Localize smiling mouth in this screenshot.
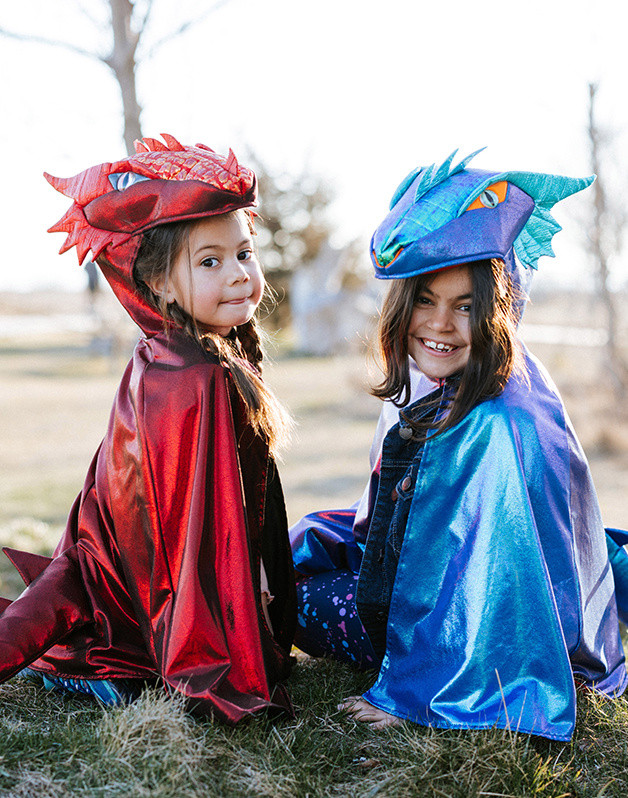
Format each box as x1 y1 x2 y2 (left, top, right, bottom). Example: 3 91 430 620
222 297 250 305
420 338 459 354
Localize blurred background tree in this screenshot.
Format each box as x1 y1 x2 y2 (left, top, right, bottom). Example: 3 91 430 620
0 0 345 336
585 82 628 404
243 152 336 330
1 0 232 154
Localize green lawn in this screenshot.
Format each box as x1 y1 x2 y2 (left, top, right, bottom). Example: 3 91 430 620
0 659 627 797
1 312 627 796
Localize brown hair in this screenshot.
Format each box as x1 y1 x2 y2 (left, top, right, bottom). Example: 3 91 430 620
131 210 291 455
372 258 523 441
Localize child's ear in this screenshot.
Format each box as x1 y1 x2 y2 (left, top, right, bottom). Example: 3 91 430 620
146 275 174 303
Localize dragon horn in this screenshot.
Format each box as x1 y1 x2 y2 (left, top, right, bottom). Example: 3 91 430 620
44 172 73 196
160 133 185 151
140 137 169 152
431 150 459 186
225 148 240 176
44 171 100 204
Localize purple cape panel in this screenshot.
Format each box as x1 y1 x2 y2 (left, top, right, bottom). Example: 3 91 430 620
291 350 627 741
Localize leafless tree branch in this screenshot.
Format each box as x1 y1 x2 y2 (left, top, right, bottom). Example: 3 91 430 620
135 0 157 33
1 0 238 155
586 82 628 400
0 25 103 63
143 0 233 58
74 0 109 31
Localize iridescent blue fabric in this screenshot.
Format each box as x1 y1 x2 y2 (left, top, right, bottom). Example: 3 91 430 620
606 528 628 624
371 150 594 279
290 352 628 740
361 351 626 740
291 150 627 741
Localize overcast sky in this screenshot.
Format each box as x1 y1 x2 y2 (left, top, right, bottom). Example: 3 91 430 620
1 0 627 292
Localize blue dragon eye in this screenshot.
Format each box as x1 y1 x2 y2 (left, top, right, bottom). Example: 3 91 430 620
479 189 499 209
108 172 150 191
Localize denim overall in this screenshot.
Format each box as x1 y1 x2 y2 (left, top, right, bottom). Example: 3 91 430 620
356 386 446 661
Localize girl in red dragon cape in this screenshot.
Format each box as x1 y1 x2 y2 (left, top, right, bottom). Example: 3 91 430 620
0 134 296 724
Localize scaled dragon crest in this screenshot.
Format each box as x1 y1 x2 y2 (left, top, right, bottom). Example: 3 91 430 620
45 134 257 266
371 149 594 280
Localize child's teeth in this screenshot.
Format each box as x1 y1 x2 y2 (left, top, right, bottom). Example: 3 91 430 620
425 340 454 352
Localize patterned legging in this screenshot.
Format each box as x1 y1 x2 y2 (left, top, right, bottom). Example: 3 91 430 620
295 570 377 668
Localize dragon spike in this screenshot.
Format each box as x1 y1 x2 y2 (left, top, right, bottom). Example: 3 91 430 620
44 171 76 198
502 171 595 270
431 150 459 186
195 143 216 152
44 171 63 192
453 147 486 173
413 162 437 202
44 166 115 206
140 137 169 152
75 236 92 264
47 203 84 236
134 139 150 153
160 133 185 151
389 167 422 210
46 200 128 265
54 210 129 265
414 148 485 203
225 148 239 176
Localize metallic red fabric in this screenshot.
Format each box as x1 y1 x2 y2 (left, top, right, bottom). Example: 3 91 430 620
0 135 297 723
44 134 258 336
1 330 296 722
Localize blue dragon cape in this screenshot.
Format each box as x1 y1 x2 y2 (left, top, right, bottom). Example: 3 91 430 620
291 151 628 740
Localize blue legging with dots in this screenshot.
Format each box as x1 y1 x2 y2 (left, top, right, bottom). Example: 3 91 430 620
295 570 377 668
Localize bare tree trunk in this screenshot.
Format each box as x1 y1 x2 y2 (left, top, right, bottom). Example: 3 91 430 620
1 0 230 156
104 0 143 154
587 83 628 402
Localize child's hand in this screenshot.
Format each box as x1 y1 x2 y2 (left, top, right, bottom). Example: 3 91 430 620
337 696 402 729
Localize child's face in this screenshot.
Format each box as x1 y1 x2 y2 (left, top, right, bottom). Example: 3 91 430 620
166 211 264 335
407 264 472 381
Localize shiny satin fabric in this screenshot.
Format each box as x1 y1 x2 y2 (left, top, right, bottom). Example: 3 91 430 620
607 528 628 624
290 350 627 741
45 135 259 338
1 330 296 724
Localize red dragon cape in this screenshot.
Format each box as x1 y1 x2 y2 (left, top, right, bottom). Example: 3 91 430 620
0 135 296 723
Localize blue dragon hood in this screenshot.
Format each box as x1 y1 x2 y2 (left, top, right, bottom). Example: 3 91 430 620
371 149 594 297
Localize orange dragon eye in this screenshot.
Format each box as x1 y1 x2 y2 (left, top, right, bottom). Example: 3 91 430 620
465 181 508 211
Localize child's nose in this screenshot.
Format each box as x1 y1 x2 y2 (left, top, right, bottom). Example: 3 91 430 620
228 259 250 283
429 306 454 331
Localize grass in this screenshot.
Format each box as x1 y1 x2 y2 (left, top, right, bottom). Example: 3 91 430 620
1 296 628 796
0 659 627 797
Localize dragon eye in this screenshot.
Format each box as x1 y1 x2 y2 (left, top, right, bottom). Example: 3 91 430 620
479 189 499 208
108 172 150 191
465 181 508 212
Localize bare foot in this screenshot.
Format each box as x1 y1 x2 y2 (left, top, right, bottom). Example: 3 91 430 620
338 695 402 729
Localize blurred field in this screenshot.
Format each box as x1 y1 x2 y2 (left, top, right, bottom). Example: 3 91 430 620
0 288 627 598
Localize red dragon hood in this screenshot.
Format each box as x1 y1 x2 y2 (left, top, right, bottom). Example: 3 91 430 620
45 134 257 335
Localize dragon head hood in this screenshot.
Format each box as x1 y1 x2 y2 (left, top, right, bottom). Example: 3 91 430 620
46 134 258 335
371 149 594 312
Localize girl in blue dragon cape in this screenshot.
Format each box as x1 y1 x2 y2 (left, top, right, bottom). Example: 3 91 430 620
290 150 628 741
